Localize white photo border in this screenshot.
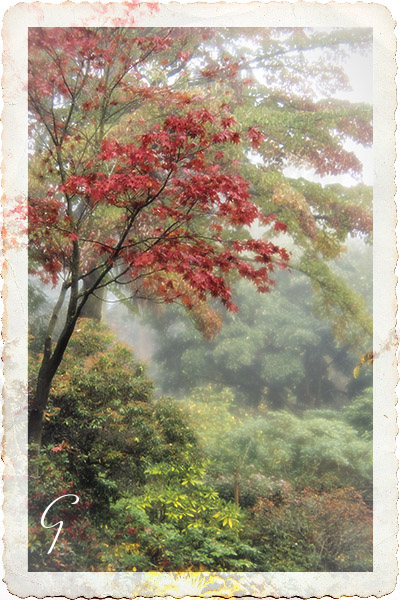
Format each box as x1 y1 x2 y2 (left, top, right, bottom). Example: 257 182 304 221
2 1 397 597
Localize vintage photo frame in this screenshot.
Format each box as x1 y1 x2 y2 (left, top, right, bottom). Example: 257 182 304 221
2 1 398 597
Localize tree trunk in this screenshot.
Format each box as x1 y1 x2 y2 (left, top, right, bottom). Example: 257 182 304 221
29 221 131 458
28 362 55 452
29 313 80 454
268 384 288 410
79 273 105 321
234 473 240 507
29 272 109 457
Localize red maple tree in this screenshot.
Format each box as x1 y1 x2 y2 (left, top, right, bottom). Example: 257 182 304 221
28 28 289 450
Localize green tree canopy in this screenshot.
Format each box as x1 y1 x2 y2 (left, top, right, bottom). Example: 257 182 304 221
143 245 372 410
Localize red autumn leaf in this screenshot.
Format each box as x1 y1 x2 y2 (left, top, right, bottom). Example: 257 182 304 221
273 221 288 233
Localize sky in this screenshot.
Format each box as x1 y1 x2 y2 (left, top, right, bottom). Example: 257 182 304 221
335 47 373 187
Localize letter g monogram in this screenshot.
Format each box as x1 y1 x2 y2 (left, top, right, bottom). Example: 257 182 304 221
41 494 80 554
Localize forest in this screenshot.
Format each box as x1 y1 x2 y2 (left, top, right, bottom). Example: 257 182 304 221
28 27 373 572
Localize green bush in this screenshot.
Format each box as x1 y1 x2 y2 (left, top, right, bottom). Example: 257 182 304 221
248 486 372 571
29 321 373 572
101 460 260 571
28 452 102 571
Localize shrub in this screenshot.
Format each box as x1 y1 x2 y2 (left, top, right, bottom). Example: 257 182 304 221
249 485 372 571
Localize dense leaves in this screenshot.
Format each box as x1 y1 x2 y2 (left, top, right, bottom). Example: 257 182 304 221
249 486 372 571
29 324 372 572
177 386 372 506
30 322 198 510
28 324 257 571
142 247 372 410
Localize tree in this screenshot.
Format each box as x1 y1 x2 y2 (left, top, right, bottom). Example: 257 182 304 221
145 262 372 410
177 387 372 509
28 27 372 452
28 27 289 450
